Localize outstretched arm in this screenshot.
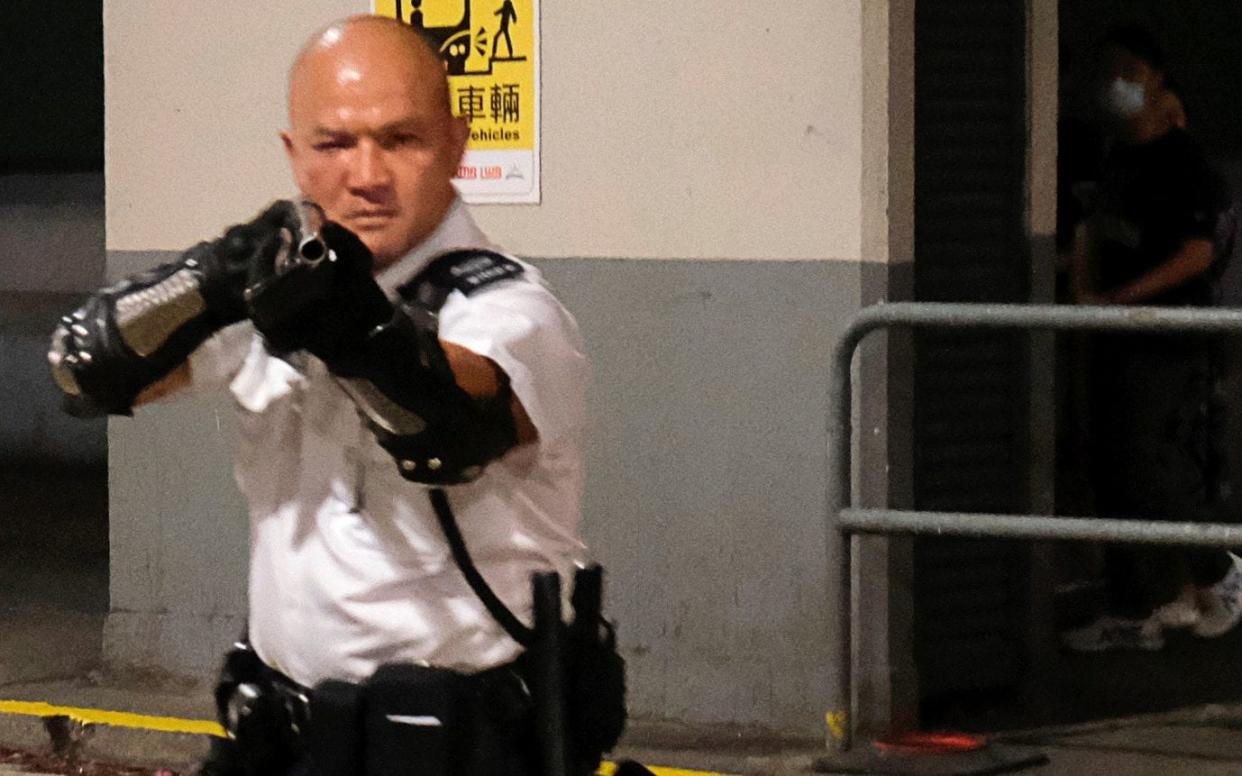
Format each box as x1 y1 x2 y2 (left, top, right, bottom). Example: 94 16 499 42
49 202 297 417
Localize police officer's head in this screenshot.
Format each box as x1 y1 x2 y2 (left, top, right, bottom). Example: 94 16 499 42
283 16 470 271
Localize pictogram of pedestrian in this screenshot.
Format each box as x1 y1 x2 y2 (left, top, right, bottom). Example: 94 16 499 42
394 0 426 27
492 0 518 60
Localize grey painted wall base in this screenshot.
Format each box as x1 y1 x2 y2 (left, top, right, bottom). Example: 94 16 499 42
104 611 244 680
107 393 248 676
104 251 893 735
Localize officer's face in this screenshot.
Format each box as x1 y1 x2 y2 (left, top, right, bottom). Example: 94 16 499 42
283 24 469 271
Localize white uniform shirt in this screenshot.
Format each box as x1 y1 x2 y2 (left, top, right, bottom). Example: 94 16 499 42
189 199 590 686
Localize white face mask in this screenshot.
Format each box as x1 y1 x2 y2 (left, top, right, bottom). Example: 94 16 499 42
1104 77 1146 118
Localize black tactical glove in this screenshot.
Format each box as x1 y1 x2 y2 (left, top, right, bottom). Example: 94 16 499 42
49 202 300 417
194 201 302 327
245 217 393 365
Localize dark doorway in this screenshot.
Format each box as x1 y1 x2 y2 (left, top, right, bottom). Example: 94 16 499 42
910 0 1033 725
913 0 1242 732
1044 0 1242 725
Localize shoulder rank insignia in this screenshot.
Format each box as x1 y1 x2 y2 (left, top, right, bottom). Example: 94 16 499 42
429 250 525 298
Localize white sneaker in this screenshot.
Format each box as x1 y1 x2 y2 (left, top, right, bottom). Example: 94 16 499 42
1154 586 1201 629
1194 552 1242 638
1061 615 1165 653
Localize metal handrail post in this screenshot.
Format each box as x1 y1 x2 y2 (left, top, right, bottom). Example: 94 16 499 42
825 302 1242 755
825 313 867 753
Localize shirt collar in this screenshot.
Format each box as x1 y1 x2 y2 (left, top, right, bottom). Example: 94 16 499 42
374 197 492 299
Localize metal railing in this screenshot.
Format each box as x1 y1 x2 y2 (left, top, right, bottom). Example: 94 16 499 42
826 302 1242 754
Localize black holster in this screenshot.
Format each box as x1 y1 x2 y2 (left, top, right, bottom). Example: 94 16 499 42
209 641 306 776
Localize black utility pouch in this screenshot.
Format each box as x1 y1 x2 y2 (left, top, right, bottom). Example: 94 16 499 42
363 663 468 776
213 641 264 725
309 679 365 776
210 641 300 776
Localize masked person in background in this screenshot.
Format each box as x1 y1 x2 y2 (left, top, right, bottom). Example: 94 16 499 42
48 15 625 775
1063 23 1240 653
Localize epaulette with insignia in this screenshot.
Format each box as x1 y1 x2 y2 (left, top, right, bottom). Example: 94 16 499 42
398 249 526 311
426 250 525 297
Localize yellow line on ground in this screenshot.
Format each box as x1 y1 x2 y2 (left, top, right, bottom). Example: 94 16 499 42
598 765 734 776
0 700 225 737
0 700 736 776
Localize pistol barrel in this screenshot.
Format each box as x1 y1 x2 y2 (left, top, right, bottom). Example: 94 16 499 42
294 201 331 264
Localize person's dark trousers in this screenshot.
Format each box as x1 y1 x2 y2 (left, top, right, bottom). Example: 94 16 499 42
1089 334 1234 618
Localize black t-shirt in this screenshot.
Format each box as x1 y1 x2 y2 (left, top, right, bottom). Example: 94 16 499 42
1091 129 1226 306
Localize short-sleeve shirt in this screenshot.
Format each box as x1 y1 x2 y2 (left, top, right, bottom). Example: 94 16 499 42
189 199 590 686
1091 128 1227 307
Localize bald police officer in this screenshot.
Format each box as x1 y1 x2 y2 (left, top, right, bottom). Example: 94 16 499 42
50 15 620 775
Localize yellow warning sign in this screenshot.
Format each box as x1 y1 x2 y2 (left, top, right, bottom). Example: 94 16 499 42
374 0 540 204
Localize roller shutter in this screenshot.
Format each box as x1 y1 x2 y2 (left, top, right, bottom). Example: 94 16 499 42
912 0 1032 702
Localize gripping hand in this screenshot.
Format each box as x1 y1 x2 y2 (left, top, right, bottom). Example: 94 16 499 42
48 202 299 416
245 212 393 364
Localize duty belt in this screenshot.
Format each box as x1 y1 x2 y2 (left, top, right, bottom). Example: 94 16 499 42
224 652 533 748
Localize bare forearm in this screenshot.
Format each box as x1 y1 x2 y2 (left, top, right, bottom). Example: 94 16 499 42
133 362 192 406
442 342 538 445
1102 238 1215 305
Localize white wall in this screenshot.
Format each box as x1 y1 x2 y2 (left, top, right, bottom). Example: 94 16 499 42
104 0 904 735
106 1 866 262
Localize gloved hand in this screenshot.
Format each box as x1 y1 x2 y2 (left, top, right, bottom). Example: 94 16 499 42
245 216 393 365
193 201 303 327
48 201 302 417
